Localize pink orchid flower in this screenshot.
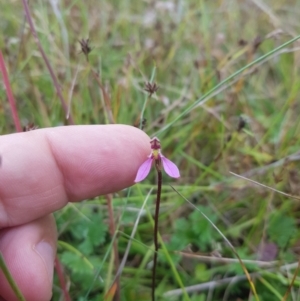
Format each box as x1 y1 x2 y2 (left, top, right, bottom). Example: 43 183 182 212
134 137 180 182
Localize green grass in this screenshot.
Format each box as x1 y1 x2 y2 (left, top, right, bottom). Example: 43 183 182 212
2 0 300 300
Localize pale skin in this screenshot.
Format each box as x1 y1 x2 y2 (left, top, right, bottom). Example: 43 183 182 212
0 125 150 301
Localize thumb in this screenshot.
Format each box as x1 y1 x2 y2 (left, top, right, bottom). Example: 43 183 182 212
0 214 57 301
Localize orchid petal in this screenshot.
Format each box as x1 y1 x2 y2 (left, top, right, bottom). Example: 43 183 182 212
161 156 180 178
134 158 153 182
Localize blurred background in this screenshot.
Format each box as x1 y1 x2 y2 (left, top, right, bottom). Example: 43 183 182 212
1 0 300 300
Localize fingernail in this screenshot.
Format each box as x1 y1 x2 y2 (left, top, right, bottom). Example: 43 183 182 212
35 241 55 283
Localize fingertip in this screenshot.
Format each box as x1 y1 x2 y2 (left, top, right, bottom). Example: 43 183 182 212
45 124 151 200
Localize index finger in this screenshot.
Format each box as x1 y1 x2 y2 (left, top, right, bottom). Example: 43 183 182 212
0 125 150 228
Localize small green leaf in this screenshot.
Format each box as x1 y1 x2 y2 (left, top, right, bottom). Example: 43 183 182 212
60 251 90 274
268 213 296 248
195 264 210 282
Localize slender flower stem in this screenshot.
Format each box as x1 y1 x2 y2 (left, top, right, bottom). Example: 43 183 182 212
0 51 22 132
152 166 162 301
134 137 180 300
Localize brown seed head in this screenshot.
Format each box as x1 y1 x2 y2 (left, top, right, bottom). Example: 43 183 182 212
79 38 92 61
144 82 158 97
23 122 38 132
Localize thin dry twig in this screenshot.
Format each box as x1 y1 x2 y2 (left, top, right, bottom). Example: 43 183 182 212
66 64 80 119
176 252 278 268
282 259 300 301
241 151 300 178
230 171 300 201
164 261 300 297
90 71 115 124
164 273 254 297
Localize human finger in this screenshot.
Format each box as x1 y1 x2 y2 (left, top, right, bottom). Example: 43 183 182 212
0 125 150 228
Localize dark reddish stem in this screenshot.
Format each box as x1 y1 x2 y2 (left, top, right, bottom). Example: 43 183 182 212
0 51 22 132
152 167 162 301
55 256 71 301
22 0 74 124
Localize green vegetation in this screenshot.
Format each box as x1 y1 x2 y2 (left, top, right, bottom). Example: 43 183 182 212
2 0 300 300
